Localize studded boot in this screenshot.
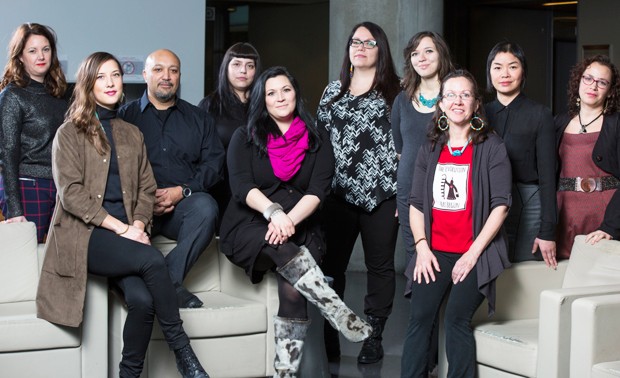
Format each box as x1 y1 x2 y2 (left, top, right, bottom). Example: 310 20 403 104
273 316 311 378
357 315 387 364
174 344 210 378
277 246 372 343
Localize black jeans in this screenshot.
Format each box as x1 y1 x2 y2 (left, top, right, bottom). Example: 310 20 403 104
321 195 398 317
152 192 218 285
400 251 484 378
87 228 189 378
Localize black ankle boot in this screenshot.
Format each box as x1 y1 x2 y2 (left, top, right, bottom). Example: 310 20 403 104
357 315 386 364
175 283 204 309
174 344 209 378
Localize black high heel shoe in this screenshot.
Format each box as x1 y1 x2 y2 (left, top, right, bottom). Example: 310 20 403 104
174 344 209 378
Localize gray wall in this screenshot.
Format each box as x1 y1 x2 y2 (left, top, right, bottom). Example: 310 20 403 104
329 0 443 80
0 0 206 104
578 0 619 65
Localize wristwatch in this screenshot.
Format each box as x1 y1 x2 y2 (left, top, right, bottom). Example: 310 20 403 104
182 184 192 198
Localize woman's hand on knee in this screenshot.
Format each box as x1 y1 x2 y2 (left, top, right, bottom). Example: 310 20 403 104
122 225 151 245
585 229 612 245
265 223 288 245
269 212 295 238
451 253 477 284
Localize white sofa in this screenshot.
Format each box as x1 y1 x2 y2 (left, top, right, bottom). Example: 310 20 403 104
109 236 279 378
438 235 620 378
570 293 620 378
0 222 108 378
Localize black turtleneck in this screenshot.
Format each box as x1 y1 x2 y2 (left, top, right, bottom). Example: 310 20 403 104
98 106 128 223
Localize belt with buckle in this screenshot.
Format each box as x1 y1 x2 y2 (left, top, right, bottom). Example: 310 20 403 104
558 176 620 193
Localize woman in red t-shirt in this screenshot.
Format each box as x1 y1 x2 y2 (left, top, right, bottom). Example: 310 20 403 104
401 70 512 377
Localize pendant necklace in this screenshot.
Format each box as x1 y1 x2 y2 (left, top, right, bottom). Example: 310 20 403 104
578 111 603 134
419 92 439 108
447 136 472 157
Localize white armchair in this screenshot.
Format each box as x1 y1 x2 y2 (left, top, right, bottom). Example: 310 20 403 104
0 222 108 378
570 293 620 378
438 236 620 378
109 236 279 378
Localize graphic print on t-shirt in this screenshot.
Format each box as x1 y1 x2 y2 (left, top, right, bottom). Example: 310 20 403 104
432 163 470 211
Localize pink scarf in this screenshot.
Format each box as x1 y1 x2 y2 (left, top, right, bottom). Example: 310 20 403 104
267 116 309 181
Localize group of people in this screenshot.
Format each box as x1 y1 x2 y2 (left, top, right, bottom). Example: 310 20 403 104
0 19 618 378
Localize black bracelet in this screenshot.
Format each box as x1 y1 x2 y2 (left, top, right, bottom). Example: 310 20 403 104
414 237 427 246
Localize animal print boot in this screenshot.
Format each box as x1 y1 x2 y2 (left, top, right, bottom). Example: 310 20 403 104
277 246 372 343
273 316 310 378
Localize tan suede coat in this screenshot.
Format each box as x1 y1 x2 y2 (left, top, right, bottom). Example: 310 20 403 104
36 118 156 327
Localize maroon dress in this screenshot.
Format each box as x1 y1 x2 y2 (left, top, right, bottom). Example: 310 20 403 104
557 131 617 259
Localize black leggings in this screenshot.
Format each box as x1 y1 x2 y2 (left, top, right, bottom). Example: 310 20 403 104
87 228 189 378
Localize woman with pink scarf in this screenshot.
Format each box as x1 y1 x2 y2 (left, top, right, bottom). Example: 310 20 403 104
219 66 371 377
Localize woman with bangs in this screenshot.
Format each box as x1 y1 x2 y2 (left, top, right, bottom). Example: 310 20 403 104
198 43 261 225
401 70 511 377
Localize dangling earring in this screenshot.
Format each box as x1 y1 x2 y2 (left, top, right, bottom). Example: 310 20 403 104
437 113 449 131
604 98 609 113
349 64 354 78
120 92 126 105
470 114 485 131
576 97 581 108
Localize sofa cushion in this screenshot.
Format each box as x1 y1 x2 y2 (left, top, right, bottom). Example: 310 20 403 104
0 301 81 352
0 222 39 303
150 291 267 339
563 236 620 288
474 319 539 378
593 361 620 378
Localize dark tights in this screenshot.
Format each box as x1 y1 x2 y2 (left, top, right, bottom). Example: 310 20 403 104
262 241 321 320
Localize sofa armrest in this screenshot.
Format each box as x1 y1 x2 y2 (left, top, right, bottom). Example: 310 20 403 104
570 293 620 378
536 284 620 378
472 260 568 322
81 274 108 378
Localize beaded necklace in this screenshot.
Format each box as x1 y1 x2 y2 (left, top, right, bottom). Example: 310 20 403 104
447 136 472 157
419 93 439 108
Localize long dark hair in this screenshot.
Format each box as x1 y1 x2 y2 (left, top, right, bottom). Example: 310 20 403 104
402 31 453 103
0 23 66 97
486 40 528 93
428 69 490 148
66 52 124 155
246 66 319 155
206 42 261 117
332 21 400 107
567 54 620 117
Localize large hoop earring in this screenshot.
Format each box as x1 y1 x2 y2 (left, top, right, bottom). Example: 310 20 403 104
349 64 354 78
437 113 449 131
470 115 485 131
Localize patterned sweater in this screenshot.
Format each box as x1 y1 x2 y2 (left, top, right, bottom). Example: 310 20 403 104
317 80 397 212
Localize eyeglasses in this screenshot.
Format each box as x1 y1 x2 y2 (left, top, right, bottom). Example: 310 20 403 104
582 75 610 89
442 92 474 102
349 39 377 49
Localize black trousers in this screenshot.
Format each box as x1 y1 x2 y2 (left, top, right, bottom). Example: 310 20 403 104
87 228 189 378
152 192 218 285
321 195 398 318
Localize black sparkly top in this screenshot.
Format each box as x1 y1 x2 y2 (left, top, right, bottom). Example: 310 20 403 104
0 79 67 217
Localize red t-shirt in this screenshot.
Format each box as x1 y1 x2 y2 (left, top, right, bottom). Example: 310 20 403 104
431 142 474 253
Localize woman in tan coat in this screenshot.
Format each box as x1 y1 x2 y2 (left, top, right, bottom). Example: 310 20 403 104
35 52 209 378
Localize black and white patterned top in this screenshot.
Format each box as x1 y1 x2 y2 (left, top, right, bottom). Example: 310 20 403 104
317 80 397 212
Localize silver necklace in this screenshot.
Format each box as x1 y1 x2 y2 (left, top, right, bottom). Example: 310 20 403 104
447 136 472 157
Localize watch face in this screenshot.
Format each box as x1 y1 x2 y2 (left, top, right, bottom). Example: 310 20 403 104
183 187 191 197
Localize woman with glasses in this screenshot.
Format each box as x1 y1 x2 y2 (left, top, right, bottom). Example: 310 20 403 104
0 23 67 241
317 21 400 364
401 69 511 377
484 41 557 267
555 55 620 258
198 43 261 226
